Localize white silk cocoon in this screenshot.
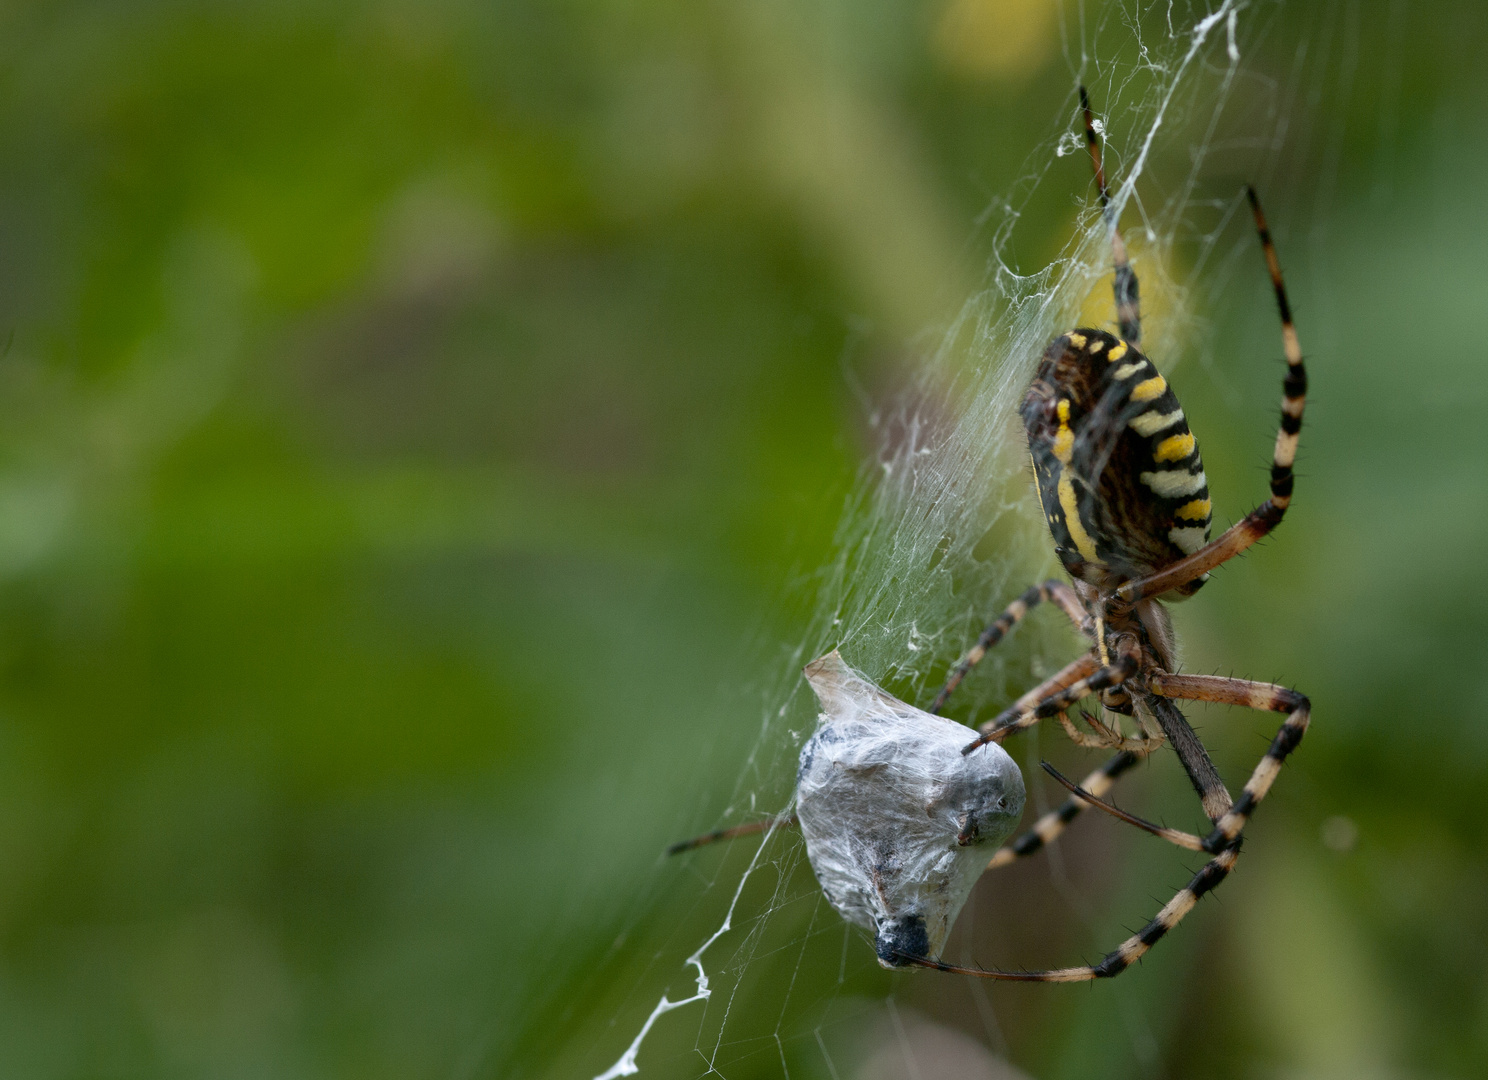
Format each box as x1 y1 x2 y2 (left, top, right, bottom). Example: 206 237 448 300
797 651 1025 966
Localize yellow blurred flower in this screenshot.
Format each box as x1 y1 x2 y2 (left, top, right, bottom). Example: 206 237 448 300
934 0 1059 83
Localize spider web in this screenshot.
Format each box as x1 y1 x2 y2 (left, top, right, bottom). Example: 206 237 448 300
580 3 1318 1077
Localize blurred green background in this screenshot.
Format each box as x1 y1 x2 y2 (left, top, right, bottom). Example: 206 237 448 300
0 0 1484 1077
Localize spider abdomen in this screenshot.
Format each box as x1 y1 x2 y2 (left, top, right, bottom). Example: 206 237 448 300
1022 329 1212 594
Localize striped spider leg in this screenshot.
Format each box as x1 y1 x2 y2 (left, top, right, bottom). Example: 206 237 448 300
982 749 1140 871
1113 186 1306 606
666 817 795 855
928 580 1091 714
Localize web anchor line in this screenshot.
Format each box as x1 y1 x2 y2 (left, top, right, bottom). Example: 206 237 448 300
593 812 793 1080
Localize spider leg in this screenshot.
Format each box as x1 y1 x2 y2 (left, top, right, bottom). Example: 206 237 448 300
985 750 1138 870
962 648 1135 754
894 841 1242 981
665 816 797 855
1117 186 1306 603
1146 694 1234 822
1039 761 1204 851
930 580 1090 714
1147 673 1311 853
1080 85 1140 344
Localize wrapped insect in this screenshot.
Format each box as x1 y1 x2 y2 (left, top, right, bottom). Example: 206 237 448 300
796 652 1025 965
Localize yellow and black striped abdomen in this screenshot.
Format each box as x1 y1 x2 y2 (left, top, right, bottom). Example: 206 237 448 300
1021 329 1212 594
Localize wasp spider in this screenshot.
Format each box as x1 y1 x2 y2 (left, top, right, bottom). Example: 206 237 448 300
898 88 1311 981
669 89 1311 984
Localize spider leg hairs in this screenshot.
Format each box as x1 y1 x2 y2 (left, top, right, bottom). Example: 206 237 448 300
592 2 1319 1075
